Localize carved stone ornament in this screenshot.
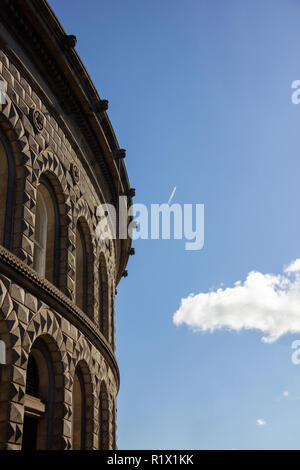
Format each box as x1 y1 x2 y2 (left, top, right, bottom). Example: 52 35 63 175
70 163 80 184
30 107 45 133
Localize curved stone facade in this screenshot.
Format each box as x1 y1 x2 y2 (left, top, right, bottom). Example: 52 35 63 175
0 0 132 450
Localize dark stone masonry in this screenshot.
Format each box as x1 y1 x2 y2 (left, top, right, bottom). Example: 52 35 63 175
0 0 132 450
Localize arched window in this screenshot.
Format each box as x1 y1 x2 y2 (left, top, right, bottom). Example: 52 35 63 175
22 339 54 450
33 189 47 277
75 217 94 317
99 254 109 340
33 175 60 284
71 361 93 450
99 381 109 450
0 129 15 249
75 222 87 312
72 365 86 450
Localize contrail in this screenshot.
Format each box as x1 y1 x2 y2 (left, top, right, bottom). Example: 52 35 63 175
167 186 177 205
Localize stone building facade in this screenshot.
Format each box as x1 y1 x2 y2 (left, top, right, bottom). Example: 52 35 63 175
0 0 133 450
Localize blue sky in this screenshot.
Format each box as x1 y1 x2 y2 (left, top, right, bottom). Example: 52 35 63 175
50 0 300 449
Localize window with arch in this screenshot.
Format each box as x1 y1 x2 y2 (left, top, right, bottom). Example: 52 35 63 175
33 175 60 284
33 188 47 277
0 129 15 249
72 361 93 450
22 338 55 450
75 217 94 317
75 221 88 312
99 254 109 340
72 365 86 450
99 381 109 450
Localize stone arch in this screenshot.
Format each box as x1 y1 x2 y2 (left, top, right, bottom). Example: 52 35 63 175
35 150 68 195
74 197 93 229
71 198 95 310
22 310 65 366
98 252 109 342
99 380 110 450
21 309 69 450
95 237 116 283
34 169 68 292
23 334 67 450
33 150 74 299
74 214 94 320
70 354 94 450
32 150 72 290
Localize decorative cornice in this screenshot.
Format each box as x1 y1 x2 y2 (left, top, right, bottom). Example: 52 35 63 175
0 245 120 391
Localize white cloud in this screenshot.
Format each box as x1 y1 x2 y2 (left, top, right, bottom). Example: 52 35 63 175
256 419 266 426
283 391 289 397
285 259 300 273
173 260 300 343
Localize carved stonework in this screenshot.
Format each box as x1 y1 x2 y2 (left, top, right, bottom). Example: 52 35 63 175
70 163 80 184
0 1 129 448
30 107 45 133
